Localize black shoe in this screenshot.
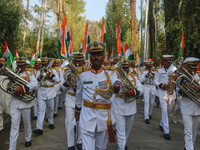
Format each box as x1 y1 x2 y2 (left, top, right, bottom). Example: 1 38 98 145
49 124 55 129
32 116 37 120
159 125 164 132
33 129 43 135
149 115 152 120
145 119 150 124
76 143 82 150
184 147 186 150
164 134 171 140
68 146 75 150
25 140 32 147
125 145 128 150
53 114 57 118
74 126 76 132
58 107 62 110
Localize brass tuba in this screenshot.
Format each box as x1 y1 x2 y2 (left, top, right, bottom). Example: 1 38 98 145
167 57 200 106
115 60 136 102
0 64 35 101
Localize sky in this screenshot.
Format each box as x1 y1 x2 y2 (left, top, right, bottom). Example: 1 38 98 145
25 0 142 22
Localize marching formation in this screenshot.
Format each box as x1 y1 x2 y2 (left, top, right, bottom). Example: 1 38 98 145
0 41 200 150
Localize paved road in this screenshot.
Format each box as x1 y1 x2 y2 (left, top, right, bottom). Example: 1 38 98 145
0 99 199 150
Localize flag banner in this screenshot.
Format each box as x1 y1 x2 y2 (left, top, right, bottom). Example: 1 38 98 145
178 31 184 58
79 39 83 53
108 50 113 62
116 18 121 54
57 15 71 59
82 21 90 60
123 43 134 60
3 41 14 69
14 49 19 58
30 52 36 66
99 17 108 43
68 25 74 56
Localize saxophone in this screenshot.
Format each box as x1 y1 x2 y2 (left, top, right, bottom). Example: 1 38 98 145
115 60 136 102
0 64 35 101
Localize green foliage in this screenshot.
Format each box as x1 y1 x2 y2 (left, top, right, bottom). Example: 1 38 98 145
0 0 24 53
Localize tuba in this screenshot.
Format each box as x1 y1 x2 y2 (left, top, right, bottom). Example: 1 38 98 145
0 64 35 101
167 57 200 106
115 60 136 102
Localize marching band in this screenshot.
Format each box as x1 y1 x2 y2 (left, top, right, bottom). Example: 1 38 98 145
0 41 200 150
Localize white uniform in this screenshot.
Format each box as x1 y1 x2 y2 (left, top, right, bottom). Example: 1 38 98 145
33 69 40 117
36 69 59 130
140 70 156 119
112 74 143 150
52 67 64 115
62 69 82 148
76 67 119 150
58 68 66 108
154 67 176 134
179 73 200 150
9 71 38 150
0 75 11 131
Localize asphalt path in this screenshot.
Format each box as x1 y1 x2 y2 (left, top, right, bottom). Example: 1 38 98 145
0 99 199 150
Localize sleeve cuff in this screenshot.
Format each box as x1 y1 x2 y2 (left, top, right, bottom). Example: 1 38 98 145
20 85 30 94
63 82 69 87
132 88 140 96
75 106 81 113
159 83 166 89
49 72 55 79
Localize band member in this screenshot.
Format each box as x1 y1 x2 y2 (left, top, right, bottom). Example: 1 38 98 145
154 55 176 140
0 57 11 133
140 59 156 124
112 60 143 150
178 57 200 150
52 59 64 117
33 58 59 135
32 60 41 120
9 57 38 150
62 52 84 150
75 41 121 150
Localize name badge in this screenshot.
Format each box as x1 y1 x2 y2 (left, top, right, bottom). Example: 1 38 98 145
83 81 93 84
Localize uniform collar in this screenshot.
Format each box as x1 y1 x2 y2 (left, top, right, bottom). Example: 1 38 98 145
91 67 103 74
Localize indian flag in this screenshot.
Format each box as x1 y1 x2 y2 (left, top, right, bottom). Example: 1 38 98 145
99 17 108 43
14 49 19 58
123 43 134 60
116 18 122 55
82 21 90 60
12 49 19 71
3 41 14 69
68 25 74 56
57 15 70 59
178 31 184 58
30 52 36 66
79 39 83 53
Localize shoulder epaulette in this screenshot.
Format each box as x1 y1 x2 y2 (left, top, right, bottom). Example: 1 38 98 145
25 68 34 71
157 66 163 69
130 73 140 80
103 66 116 71
77 66 90 74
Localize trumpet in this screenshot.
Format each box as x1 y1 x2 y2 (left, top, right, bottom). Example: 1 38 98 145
167 57 200 105
39 60 54 84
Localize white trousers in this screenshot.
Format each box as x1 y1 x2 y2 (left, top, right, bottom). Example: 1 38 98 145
182 114 200 150
59 92 65 108
144 92 155 119
159 98 175 134
36 98 54 130
81 127 108 150
9 108 32 150
114 114 134 150
65 106 82 147
33 98 38 117
54 95 59 114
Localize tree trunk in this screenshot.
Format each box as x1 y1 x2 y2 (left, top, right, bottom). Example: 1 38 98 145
36 0 44 59
144 0 149 60
140 0 143 63
130 0 139 65
22 0 29 52
40 0 47 58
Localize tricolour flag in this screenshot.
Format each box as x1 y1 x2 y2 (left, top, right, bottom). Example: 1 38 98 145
3 41 14 69
82 21 90 60
79 39 83 53
12 49 19 71
108 50 113 62
116 18 122 55
178 31 184 58
14 49 19 58
68 25 74 56
30 52 36 66
99 17 108 43
57 15 70 59
123 43 134 60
